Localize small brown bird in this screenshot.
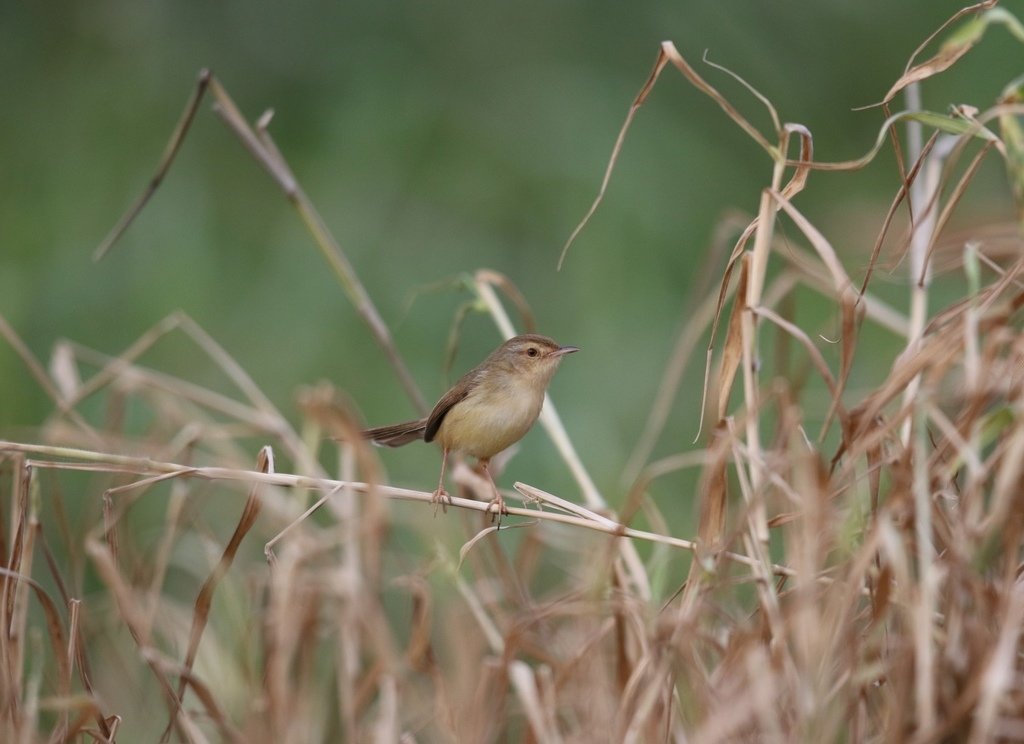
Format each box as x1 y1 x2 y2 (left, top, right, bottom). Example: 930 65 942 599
362 334 578 519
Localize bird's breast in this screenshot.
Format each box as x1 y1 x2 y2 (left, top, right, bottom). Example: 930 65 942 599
436 377 545 459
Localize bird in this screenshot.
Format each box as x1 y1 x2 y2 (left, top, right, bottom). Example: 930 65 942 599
362 334 578 520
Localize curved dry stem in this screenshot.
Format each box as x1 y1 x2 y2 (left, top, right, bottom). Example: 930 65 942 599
90 71 427 415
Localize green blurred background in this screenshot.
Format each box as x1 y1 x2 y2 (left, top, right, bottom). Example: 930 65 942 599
0 1 1017 507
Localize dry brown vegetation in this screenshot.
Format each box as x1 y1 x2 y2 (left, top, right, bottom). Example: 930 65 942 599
3 2 1024 741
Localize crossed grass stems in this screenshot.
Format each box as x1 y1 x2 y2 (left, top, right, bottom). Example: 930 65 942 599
3 1 1024 740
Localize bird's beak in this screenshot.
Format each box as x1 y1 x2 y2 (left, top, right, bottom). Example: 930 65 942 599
553 345 579 357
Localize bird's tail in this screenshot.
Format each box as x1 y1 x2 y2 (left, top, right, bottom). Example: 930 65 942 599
362 419 428 447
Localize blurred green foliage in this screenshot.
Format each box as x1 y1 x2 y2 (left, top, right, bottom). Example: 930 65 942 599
0 1 1018 512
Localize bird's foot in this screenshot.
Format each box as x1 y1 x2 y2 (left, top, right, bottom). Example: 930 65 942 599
431 487 451 516
486 492 509 526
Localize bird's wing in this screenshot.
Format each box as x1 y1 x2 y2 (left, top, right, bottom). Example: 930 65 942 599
423 382 472 442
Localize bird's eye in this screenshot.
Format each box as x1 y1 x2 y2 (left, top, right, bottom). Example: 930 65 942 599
526 346 539 357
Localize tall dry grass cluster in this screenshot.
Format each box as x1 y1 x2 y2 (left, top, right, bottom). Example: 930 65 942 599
3 2 1024 741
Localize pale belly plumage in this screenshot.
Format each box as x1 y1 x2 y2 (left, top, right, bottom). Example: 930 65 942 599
436 378 545 460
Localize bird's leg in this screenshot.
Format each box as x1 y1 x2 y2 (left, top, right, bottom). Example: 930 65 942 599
432 448 452 516
479 459 509 525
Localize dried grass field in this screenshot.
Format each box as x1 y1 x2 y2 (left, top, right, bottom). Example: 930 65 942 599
3 2 1024 741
